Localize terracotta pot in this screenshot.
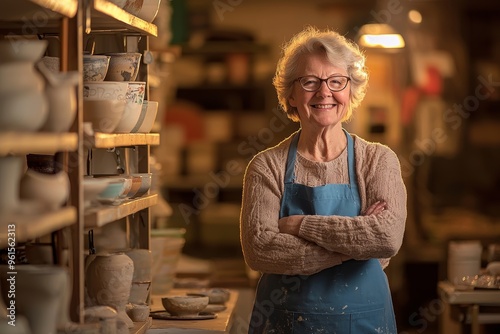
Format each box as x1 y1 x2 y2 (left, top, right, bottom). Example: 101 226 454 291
85 253 135 328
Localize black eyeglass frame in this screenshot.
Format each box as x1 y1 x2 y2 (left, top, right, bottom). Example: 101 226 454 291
295 75 351 92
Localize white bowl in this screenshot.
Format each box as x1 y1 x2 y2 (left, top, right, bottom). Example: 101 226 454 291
136 0 161 22
114 82 146 133
131 100 158 133
83 81 128 101
0 39 48 63
83 55 111 82
0 90 48 132
104 52 142 81
83 99 126 133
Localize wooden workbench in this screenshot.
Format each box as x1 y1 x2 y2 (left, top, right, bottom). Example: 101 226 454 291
147 289 239 333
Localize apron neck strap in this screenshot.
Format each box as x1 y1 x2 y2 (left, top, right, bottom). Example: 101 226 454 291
283 129 357 186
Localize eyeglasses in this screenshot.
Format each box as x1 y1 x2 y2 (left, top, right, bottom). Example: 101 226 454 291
295 75 350 92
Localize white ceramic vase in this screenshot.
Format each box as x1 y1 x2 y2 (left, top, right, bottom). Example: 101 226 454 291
0 156 23 216
0 265 67 334
19 169 70 210
85 253 135 328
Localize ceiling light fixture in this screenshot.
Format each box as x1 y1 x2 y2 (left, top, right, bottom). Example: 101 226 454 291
357 23 405 49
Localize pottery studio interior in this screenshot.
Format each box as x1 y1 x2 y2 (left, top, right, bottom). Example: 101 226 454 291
1 0 500 333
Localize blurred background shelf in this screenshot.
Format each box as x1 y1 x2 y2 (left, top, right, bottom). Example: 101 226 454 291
0 133 78 156
85 133 160 148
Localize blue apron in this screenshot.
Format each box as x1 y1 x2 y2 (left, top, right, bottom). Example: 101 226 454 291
248 130 397 334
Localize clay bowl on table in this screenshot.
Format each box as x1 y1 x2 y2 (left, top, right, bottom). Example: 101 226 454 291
104 52 142 82
187 288 230 305
83 55 111 82
161 296 209 317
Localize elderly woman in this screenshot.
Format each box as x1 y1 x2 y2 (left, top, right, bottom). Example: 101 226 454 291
240 26 407 333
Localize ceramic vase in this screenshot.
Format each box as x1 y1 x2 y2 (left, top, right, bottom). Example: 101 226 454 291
19 169 70 210
85 253 135 328
0 265 67 334
0 156 23 216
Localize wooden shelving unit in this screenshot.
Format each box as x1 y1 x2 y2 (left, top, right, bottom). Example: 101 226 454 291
85 194 158 228
85 132 160 148
0 132 78 156
0 207 76 248
0 0 159 332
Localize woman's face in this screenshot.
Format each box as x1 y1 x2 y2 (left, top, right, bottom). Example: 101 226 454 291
288 53 350 129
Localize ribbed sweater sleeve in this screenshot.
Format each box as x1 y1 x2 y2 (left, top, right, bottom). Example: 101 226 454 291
240 138 344 276
299 137 407 261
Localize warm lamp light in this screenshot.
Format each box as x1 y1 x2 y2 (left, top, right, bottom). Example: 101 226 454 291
357 23 405 49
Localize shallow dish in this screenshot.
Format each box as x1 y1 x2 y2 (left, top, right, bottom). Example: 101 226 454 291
161 296 209 316
150 311 216 321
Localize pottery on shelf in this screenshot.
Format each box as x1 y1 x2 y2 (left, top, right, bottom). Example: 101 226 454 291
85 252 135 329
131 100 158 133
104 53 142 82
0 61 45 94
0 265 68 334
114 82 146 133
161 296 209 317
0 156 23 216
136 0 161 22
0 39 48 63
39 69 79 133
19 169 70 210
0 89 48 132
83 55 111 82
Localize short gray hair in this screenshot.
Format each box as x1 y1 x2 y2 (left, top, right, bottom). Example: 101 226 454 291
273 26 368 122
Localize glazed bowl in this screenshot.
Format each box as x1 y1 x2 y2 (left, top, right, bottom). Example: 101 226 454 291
0 39 48 63
95 179 126 204
131 100 158 133
161 296 209 316
125 174 142 198
114 81 146 133
83 81 128 101
130 173 152 198
83 55 111 82
104 52 142 81
83 177 111 208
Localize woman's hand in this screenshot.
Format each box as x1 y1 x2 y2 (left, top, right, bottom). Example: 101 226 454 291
362 200 387 216
278 215 305 236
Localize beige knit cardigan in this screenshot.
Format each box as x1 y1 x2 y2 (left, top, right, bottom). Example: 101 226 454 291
240 131 407 276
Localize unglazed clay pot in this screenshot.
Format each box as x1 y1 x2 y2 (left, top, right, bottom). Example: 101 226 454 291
85 253 135 328
0 265 67 334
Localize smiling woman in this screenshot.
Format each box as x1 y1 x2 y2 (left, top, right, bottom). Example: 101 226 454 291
240 26 407 334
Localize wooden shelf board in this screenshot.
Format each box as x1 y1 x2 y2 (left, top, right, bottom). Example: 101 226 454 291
84 194 157 228
91 0 157 37
0 206 77 248
0 132 78 156
0 0 77 21
85 133 160 148
438 281 500 305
